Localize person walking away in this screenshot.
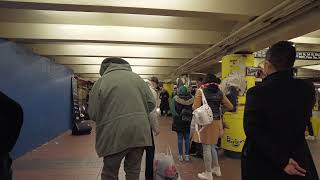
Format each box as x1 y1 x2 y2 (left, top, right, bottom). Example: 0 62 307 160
0 91 23 180
159 88 170 116
190 77 205 158
145 76 160 180
193 74 233 180
88 57 156 180
241 41 319 180
171 86 194 162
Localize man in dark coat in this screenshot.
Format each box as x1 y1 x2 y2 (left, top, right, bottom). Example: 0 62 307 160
0 91 23 180
241 41 318 180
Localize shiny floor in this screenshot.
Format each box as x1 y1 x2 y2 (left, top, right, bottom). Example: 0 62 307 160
13 117 320 180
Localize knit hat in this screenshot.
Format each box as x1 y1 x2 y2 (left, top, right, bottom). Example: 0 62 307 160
99 57 129 75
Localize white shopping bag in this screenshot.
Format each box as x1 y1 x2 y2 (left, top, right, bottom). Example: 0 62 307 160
154 146 180 180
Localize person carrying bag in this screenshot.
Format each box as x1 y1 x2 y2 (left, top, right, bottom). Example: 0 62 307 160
191 74 233 180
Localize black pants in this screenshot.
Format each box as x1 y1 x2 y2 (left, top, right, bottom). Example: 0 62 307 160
307 120 314 136
145 132 155 180
0 153 12 180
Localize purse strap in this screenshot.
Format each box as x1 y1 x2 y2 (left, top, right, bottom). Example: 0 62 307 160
198 88 208 105
166 145 172 156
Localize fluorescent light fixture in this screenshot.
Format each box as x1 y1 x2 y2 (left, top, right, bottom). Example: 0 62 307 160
301 64 320 70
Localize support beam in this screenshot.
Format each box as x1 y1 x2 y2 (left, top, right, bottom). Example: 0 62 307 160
66 65 176 74
52 57 187 67
0 22 227 45
22 43 202 59
175 1 320 74
0 8 237 31
0 0 283 17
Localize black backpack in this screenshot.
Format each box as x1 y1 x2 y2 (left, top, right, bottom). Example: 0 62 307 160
180 106 193 122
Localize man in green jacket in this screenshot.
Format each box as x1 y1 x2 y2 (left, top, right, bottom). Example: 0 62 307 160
88 57 156 180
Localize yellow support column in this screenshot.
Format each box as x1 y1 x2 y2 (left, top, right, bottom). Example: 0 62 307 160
221 54 255 158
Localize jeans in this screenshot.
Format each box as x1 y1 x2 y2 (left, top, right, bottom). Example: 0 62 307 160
202 144 219 172
177 131 190 156
102 147 144 180
0 153 12 180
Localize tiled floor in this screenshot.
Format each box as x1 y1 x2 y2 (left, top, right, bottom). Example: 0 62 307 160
13 117 320 180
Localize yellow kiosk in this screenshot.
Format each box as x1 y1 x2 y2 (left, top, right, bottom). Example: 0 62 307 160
221 54 256 158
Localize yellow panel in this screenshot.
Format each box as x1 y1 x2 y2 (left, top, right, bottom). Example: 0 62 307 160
238 96 246 105
221 53 258 153
222 111 246 152
163 83 174 98
246 76 256 90
244 54 255 67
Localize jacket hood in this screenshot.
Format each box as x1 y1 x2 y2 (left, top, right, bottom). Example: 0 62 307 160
175 86 194 105
100 63 132 76
177 86 188 96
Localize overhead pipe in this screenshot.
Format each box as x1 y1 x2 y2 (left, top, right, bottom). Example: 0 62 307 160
175 0 319 74
191 3 320 72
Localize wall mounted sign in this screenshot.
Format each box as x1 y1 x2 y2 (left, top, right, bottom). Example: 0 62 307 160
254 50 320 60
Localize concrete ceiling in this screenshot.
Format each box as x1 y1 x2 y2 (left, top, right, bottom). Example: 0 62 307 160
0 0 319 81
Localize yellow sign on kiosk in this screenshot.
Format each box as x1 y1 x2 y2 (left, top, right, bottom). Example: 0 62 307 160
221 54 255 153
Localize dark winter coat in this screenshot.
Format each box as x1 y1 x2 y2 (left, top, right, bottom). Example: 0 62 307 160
172 86 194 132
0 91 23 154
159 91 170 111
241 70 318 180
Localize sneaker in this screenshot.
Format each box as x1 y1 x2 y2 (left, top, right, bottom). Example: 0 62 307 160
178 155 184 161
306 135 316 141
212 166 222 177
198 172 213 180
185 155 191 162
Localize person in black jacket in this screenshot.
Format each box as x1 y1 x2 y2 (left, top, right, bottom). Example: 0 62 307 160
0 91 23 180
159 88 170 116
172 86 194 162
241 41 318 180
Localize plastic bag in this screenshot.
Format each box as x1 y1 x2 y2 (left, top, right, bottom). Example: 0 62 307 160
155 146 179 180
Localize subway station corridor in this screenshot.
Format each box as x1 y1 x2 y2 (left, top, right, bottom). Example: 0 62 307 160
12 116 320 180
1 1 320 180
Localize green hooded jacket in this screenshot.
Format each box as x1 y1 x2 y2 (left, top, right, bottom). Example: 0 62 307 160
88 62 156 157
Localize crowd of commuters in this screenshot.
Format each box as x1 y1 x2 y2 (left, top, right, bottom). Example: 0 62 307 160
1 41 319 180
